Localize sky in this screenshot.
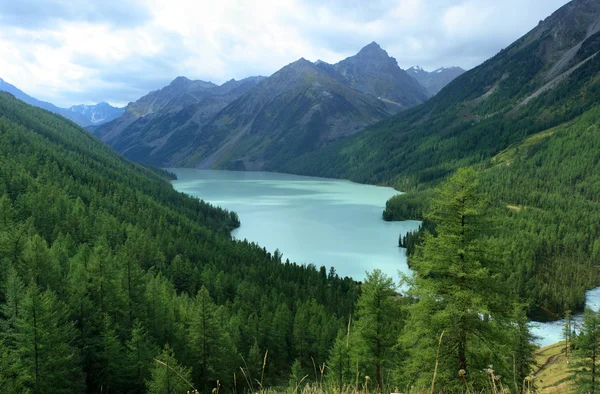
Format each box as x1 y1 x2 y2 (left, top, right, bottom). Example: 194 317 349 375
0 0 571 108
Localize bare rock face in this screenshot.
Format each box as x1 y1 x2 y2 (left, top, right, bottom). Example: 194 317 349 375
332 42 429 111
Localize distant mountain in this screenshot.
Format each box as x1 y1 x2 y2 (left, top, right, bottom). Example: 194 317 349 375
178 58 391 170
0 77 123 126
407 66 465 96
331 42 429 111
93 42 424 169
91 75 267 166
67 102 125 126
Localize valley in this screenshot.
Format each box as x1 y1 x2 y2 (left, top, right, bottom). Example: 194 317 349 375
2 0 600 392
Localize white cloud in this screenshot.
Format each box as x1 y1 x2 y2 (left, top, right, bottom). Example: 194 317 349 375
0 0 571 107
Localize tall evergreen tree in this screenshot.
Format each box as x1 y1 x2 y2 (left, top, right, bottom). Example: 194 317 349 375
147 345 193 394
573 308 600 393
400 168 530 390
356 269 400 391
3 283 84 393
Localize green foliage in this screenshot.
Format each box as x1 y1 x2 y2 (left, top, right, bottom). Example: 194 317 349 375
572 308 600 393
0 92 359 391
146 345 193 394
355 270 401 390
399 169 534 390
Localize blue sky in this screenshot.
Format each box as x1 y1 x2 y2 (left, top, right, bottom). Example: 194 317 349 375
0 0 570 107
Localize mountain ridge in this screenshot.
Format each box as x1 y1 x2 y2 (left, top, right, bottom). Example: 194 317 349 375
0 78 124 126
282 0 600 186
92 42 428 169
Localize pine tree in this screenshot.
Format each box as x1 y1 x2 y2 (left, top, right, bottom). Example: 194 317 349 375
356 269 400 391
147 345 193 394
186 286 235 390
125 321 157 394
4 283 84 393
573 308 600 393
400 168 529 389
563 310 573 360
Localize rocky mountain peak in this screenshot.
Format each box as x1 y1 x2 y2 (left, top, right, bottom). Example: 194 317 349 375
170 76 191 85
355 41 393 61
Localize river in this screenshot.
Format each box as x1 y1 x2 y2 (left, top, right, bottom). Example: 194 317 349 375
169 168 597 348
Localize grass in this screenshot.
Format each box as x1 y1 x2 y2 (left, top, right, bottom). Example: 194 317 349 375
533 341 574 393
491 121 571 166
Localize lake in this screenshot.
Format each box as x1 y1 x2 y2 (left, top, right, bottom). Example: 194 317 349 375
169 169 421 281
169 168 596 348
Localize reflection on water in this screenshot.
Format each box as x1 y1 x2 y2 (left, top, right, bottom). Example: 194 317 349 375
170 169 421 282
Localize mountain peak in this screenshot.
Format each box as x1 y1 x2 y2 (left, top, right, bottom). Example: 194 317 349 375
356 42 388 58
170 76 191 85
363 41 382 50
287 58 316 70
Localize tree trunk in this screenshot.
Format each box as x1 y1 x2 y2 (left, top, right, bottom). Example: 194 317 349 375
33 301 40 394
458 328 467 373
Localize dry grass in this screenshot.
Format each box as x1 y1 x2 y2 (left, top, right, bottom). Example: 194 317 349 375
533 341 574 393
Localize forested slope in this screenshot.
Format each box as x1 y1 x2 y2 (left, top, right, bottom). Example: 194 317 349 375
0 92 358 393
280 0 600 318
389 107 600 319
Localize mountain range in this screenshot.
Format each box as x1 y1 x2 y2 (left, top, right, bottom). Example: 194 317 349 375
0 78 124 127
284 0 600 185
91 43 442 169
406 66 466 96
280 0 600 318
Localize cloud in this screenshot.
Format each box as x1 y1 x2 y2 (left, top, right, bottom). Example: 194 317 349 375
0 0 571 107
0 0 150 28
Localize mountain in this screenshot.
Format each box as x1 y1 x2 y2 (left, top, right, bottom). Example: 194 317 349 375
0 77 123 126
90 75 266 166
93 42 426 169
67 102 124 125
178 58 391 170
285 0 600 186
328 42 429 111
407 65 466 96
0 91 357 392
283 0 600 317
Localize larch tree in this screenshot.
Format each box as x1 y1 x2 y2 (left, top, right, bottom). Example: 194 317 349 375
147 344 193 394
356 269 400 392
573 308 600 393
399 168 530 390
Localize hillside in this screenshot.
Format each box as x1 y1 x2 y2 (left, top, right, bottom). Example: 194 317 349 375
179 58 391 170
0 92 358 392
284 0 600 186
91 76 266 166
0 78 123 126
